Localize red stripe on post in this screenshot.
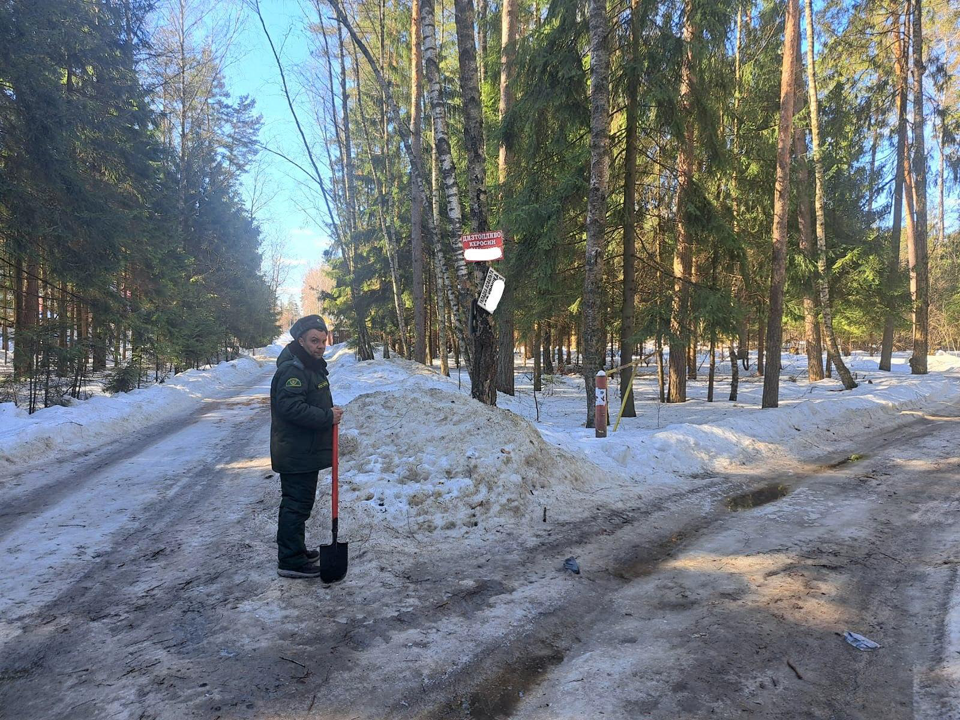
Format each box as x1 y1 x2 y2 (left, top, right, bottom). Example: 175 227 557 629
595 370 608 438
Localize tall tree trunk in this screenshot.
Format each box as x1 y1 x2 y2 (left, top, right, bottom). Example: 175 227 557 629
411 0 427 364
430 121 458 377
803 0 857 390
667 0 697 402
92 309 107 372
453 0 497 404
2 279 8 356
761 0 800 408
668 0 696 404
794 101 824 380
353 51 409 358
656 154 667 404
454 0 487 235
582 0 611 426
326 0 471 364
880 4 909 372
495 0 519 395
757 306 765 376
336 25 375 361
687 259 698 380
419 0 483 378
13 256 34 377
543 322 554 374
477 0 487 87
732 3 750 372
938 87 946 249
619 0 642 418
908 0 928 374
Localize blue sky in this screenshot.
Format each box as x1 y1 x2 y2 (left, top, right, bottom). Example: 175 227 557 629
229 1 332 303
222 0 957 307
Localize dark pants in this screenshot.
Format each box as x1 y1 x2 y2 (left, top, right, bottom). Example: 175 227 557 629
277 471 319 569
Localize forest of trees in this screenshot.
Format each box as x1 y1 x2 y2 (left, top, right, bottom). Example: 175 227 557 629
261 0 960 424
0 0 277 412
3 0 959 425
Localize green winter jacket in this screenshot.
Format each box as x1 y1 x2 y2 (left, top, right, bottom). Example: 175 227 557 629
270 343 335 474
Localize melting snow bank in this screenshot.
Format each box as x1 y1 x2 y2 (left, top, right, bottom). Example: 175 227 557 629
324 350 960 538
336 388 598 535
541 355 960 480
0 338 287 470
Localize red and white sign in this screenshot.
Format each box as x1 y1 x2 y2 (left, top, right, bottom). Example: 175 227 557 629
461 230 504 262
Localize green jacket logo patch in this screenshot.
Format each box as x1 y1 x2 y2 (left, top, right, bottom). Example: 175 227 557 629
317 380 329 390
285 377 302 388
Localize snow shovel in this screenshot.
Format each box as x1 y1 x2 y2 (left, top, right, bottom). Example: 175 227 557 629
319 423 348 583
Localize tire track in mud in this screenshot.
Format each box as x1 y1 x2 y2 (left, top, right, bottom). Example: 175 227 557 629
0 397 275 718
0 370 273 540
3 388 958 719
403 399 960 720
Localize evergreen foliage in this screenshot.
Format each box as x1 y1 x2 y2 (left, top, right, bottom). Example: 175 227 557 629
0 0 277 411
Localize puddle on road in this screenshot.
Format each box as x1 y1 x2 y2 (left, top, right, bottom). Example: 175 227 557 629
725 484 790 511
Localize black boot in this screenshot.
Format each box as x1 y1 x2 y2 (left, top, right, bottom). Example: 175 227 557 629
277 562 322 579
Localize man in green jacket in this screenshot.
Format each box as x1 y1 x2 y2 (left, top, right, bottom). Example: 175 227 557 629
270 315 344 578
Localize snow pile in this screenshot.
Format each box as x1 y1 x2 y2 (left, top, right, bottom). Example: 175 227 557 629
328 349 471 406
0 349 276 470
545 353 960 480
336 387 601 535
254 335 289 358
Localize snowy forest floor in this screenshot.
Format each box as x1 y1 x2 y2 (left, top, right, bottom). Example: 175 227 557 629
1 342 960 719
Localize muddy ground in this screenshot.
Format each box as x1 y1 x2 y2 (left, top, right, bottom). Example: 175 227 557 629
1 370 959 719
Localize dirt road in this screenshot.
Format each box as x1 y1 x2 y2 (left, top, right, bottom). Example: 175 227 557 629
1 372 959 719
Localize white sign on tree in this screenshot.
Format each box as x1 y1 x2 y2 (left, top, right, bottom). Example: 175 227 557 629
478 268 506 313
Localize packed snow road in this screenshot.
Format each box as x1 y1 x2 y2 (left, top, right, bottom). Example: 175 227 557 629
1 360 959 719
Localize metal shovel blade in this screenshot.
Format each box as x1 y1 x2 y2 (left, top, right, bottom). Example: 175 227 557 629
321 424 347 583
318 539 348 583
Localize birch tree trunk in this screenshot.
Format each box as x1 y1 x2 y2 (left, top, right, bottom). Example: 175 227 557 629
802 0 857 390
326 0 472 366
761 0 800 408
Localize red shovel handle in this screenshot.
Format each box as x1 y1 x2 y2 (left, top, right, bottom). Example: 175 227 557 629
332 422 339 521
